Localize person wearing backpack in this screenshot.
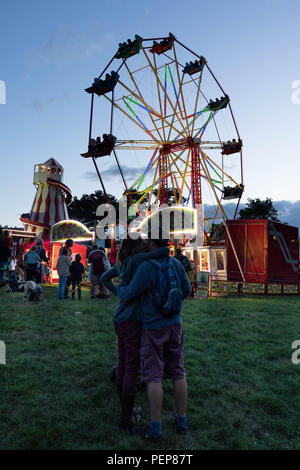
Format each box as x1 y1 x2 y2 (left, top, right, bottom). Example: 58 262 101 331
116 231 192 441
24 245 41 283
101 235 169 433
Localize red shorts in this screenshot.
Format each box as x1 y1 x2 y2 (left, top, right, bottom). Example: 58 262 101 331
140 324 186 383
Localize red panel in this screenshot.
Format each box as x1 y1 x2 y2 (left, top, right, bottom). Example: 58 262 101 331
245 223 266 280
267 222 299 282
226 222 246 280
51 242 87 283
226 219 299 283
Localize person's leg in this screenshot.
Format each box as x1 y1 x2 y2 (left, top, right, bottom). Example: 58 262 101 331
174 378 187 417
119 322 141 430
71 281 75 300
164 324 188 433
77 281 81 299
58 277 62 299
122 322 141 392
58 277 64 299
114 323 126 390
147 382 163 422
26 269 34 282
35 269 41 284
59 276 67 299
65 276 71 298
133 328 167 440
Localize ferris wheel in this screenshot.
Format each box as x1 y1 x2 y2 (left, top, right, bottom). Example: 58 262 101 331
82 32 244 239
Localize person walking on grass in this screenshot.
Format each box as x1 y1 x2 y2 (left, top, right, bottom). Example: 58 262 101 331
101 234 169 433
70 253 85 300
59 239 73 298
88 244 107 299
116 231 192 441
56 247 71 300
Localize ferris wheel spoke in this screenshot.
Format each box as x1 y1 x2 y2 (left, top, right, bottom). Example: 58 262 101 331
170 150 192 170
124 62 164 142
152 53 167 142
103 93 160 143
129 147 160 191
176 149 191 203
172 42 190 133
141 45 187 136
198 156 228 222
118 78 185 138
168 158 178 205
166 69 186 142
189 66 205 137
168 153 191 195
201 151 242 188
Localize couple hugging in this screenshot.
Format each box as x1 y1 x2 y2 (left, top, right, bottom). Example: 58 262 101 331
101 230 192 442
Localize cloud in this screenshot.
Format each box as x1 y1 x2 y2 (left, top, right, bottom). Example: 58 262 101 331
41 28 115 65
204 200 300 229
25 93 69 112
84 164 145 182
273 200 300 227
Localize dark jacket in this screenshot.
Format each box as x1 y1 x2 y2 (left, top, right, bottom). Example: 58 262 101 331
70 260 85 282
101 247 170 323
0 240 11 262
116 256 192 330
37 246 49 263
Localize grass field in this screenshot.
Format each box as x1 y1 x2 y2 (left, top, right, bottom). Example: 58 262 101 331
0 286 299 450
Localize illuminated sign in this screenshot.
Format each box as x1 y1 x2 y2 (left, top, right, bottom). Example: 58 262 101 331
51 220 95 243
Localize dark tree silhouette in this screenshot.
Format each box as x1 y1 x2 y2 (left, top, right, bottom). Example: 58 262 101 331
239 198 280 221
68 190 119 224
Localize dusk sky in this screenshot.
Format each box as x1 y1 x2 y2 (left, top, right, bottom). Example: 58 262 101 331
0 0 300 228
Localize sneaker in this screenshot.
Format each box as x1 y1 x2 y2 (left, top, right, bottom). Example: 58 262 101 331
132 425 162 442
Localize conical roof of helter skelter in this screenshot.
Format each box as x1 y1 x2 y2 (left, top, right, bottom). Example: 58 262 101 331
43 157 63 169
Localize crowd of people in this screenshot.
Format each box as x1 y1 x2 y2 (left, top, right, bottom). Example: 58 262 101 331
1 227 195 441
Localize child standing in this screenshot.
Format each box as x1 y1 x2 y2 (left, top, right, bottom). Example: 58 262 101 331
8 256 17 284
70 254 85 300
56 247 71 299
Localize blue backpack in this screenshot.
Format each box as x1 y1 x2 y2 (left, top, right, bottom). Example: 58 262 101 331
26 250 39 270
149 259 182 318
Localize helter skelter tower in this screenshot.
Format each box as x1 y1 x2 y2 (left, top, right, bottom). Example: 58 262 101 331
20 158 72 239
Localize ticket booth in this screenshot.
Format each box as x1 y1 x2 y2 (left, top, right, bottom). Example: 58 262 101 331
199 246 227 296
182 245 227 296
